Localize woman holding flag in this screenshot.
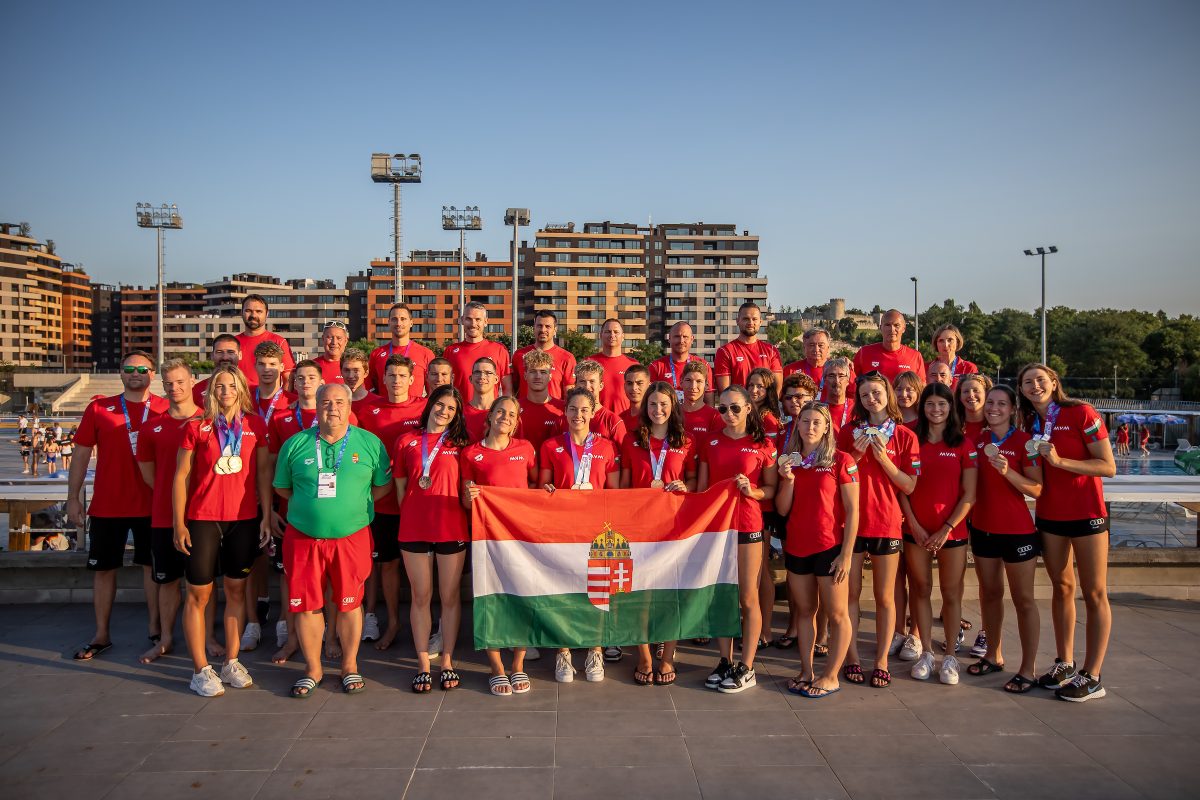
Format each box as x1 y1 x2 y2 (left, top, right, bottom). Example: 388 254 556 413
539 387 620 684
172 365 273 697
394 385 470 693
619 381 697 686
461 396 538 696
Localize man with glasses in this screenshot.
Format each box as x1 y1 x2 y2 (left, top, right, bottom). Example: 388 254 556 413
442 302 511 402
715 302 783 393
853 309 926 385
313 321 349 385
822 357 856 435
784 328 852 403
649 321 714 406
236 294 295 391
512 309 576 400
67 351 170 661
368 303 435 398
193 334 243 406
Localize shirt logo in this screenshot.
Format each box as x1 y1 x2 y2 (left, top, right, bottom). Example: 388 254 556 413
304 458 315 465
352 452 359 463
153 426 163 433
474 454 485 461
201 424 212 432
871 361 880 367
409 440 418 447
710 439 719 446
106 406 115 412
735 356 745 363
373 408 381 415
290 598 302 607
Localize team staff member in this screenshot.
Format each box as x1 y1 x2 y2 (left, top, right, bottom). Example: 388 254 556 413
926 360 954 387
173 366 273 697
589 318 642 415
1019 363 1116 702
443 302 512 401
193 334 242 406
835 372 920 689
135 359 203 665
968 385 1043 694
680 361 722 440
368 303 435 396
898 383 977 685
648 322 714 405
394 386 471 693
68 351 170 661
313 321 349 385
697 385 778 694
853 309 926 384
566 360 628 446
462 357 501 442
929 324 978 387
512 309 576 399
783 328 853 402
236 294 296 390
822 357 855 436
540 387 621 684
620 382 697 685
274 383 392 698
342 348 380 418
775 402 859 698
715 302 783 392
357 355 426 649
517 350 567 452
462 396 539 696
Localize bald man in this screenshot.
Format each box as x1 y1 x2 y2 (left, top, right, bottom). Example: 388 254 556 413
852 309 925 384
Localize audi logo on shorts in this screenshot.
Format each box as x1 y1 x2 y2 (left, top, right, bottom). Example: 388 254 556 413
888 540 900 547
1089 518 1105 528
1017 545 1033 555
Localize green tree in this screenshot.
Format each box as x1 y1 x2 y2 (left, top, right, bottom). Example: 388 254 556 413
559 328 597 361
836 317 857 340
628 340 665 366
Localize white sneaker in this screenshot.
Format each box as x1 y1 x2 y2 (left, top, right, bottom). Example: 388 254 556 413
555 650 575 683
220 659 254 689
525 647 541 661
190 665 225 697
275 620 288 648
361 613 381 642
910 651 935 680
940 654 961 685
899 634 922 661
888 632 906 656
584 649 605 682
239 622 261 652
427 631 442 659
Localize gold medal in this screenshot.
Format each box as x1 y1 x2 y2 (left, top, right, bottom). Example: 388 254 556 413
650 479 665 489
214 455 230 475
983 443 999 458
418 475 432 489
227 455 243 473
575 482 593 490
865 427 880 439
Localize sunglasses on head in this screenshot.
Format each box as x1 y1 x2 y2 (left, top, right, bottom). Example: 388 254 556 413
122 365 151 374
860 370 884 379
324 320 348 331
716 403 745 415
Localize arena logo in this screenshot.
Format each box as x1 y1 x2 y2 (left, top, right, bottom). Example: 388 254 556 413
290 598 302 607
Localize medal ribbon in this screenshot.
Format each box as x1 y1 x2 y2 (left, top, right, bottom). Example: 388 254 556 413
990 425 1015 448
878 419 897 442
314 428 349 474
796 448 820 470
567 432 595 486
1032 401 1060 442
215 411 244 457
648 437 669 482
420 430 448 483
782 420 796 454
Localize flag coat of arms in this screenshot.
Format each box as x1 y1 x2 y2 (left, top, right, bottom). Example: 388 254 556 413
471 482 743 649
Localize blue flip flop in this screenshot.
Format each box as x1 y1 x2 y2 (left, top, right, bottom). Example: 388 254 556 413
799 684 841 699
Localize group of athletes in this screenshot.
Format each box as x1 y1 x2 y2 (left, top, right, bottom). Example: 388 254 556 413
16 415 75 478
63 295 1115 704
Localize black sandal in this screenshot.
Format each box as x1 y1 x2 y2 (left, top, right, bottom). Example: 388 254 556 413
775 635 796 649
412 671 432 693
871 668 892 688
633 667 654 686
843 663 865 684
439 668 461 691
967 658 1005 676
73 642 113 661
654 668 676 686
1004 674 1036 694
813 643 829 658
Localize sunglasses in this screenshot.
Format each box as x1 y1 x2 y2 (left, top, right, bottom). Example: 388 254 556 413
716 404 745 415
324 320 348 331
122 365 151 374
860 370 884 380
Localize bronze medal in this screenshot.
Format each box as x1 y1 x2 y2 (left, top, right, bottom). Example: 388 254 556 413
418 475 432 489
983 443 999 458
650 479 665 489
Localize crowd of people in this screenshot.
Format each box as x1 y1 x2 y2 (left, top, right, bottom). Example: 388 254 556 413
64 295 1116 705
16 414 76 478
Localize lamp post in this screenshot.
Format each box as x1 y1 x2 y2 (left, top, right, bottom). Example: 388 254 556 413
504 209 530 357
371 153 422 304
442 206 483 340
910 276 919 351
1023 245 1058 364
135 203 183 367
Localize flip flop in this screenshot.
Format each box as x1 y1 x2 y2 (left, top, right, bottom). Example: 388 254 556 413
412 671 432 693
799 684 842 699
74 642 113 661
633 667 654 686
775 636 797 649
842 663 865 684
341 673 365 694
786 677 812 695
1004 674 1037 694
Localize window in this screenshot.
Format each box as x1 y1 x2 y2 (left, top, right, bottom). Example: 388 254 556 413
536 238 549 247
672 242 695 250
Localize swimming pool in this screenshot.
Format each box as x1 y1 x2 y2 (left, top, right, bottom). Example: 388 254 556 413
1115 458 1186 476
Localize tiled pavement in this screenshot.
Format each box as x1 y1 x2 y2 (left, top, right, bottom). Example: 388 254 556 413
0 597 1196 799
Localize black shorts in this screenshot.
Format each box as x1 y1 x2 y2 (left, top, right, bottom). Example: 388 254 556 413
762 511 786 540
185 519 261 586
903 534 968 549
1036 516 1110 538
399 540 468 555
149 527 186 585
854 537 902 556
737 531 763 545
370 513 401 563
970 528 1041 563
87 516 152 571
786 544 842 577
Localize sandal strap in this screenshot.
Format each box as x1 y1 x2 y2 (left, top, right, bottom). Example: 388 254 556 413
509 672 529 683
342 673 364 686
441 669 461 680
489 675 512 686
293 677 317 689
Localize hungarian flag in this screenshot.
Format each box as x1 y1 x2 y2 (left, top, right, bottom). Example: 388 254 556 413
471 481 743 650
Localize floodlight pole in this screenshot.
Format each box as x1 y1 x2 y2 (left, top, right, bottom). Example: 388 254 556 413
910 276 919 351
1023 246 1059 365
505 208 530 357
136 202 182 367
371 153 422 305
443 205 482 340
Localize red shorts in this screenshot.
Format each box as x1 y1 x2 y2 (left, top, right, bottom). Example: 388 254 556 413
283 524 372 613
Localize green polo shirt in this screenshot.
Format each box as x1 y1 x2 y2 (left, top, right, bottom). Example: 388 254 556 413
273 426 391 539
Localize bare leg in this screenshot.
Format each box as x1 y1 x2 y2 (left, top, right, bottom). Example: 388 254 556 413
294 609 325 685
143 566 161 640
974 557 1006 667
813 573 852 691
205 590 225 659
1040 533 1077 663
758 540 775 644
845 551 867 668
183 582 214 673
375 561 402 650
336 606 363 685
435 550 466 683
936 546 967 655
140 579 182 664
1073 533 1112 676
402 551 434 677
738 541 763 669
905 545 934 654
222 576 247 663
90 569 117 646
788 572 818 684
1005 559 1040 679
870 552 900 678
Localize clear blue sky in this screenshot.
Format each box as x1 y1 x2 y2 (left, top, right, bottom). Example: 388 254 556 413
5 0 1199 315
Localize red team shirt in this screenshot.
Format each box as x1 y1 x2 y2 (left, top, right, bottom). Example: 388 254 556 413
927 356 978 388
367 341 436 396
835 422 921 537
135 411 203 528
393 431 468 542
1032 403 1109 522
852 343 926 384
904 437 977 541
714 339 783 388
350 392 380 421
235 331 296 389
512 345 577 400
588 353 641 415
557 406 628 448
972 428 1038 535
75 394 170 518
356 397 426 514
826 399 856 436
179 414 268 522
442 340 511 403
460 439 538 489
517 398 566 454
683 405 723 441
700 432 777 533
312 355 345 385
266 406 358 452
539 434 619 489
463 403 491 443
647 356 713 397
783 451 859 558
620 434 696 487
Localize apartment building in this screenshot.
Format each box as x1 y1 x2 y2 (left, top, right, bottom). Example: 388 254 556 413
90 284 122 370
118 283 205 358
203 273 349 359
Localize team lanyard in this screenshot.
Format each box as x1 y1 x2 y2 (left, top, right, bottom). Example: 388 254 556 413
120 395 150 434
256 387 284 427
314 429 349 473
293 406 319 435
